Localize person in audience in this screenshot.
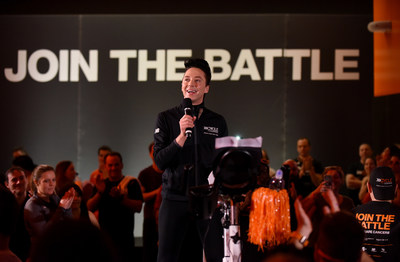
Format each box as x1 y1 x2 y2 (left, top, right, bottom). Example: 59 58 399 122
358 157 377 204
294 138 324 197
58 183 99 228
138 142 163 262
29 219 119 262
262 149 276 178
376 145 400 167
89 145 112 184
4 167 31 261
24 164 75 246
12 147 28 159
55 160 80 196
389 153 400 207
281 159 300 229
12 155 36 194
301 166 354 246
314 211 367 262
282 159 300 198
353 166 400 262
83 145 112 204
345 143 373 206
290 189 372 262
0 185 21 262
87 151 143 262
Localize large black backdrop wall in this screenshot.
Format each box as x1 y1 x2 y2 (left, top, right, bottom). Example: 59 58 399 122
1 14 373 177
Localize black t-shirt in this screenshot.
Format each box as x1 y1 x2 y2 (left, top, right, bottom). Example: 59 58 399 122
10 195 31 261
138 165 162 219
293 157 324 197
353 201 400 262
98 176 143 243
345 161 365 206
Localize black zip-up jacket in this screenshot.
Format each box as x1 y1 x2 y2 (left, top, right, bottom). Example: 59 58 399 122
153 100 228 201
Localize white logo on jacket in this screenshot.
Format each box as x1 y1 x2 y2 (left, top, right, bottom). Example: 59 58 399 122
203 126 219 136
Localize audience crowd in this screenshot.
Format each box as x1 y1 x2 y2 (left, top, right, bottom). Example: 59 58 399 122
1 141 400 262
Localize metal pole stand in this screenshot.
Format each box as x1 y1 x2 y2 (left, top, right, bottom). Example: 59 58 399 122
221 197 241 262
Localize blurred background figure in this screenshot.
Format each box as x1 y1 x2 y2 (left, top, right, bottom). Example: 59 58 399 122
58 183 99 228
55 160 80 196
87 152 143 262
90 145 112 184
12 147 28 159
294 138 324 197
376 145 400 167
262 149 276 178
314 211 365 262
4 167 31 261
358 157 377 204
83 145 112 204
138 142 163 262
389 152 400 207
0 184 21 262
29 219 119 262
345 143 373 206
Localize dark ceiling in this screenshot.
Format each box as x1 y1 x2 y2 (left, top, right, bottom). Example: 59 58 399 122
1 0 372 15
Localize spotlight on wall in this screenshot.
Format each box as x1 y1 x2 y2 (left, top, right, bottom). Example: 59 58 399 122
367 21 392 33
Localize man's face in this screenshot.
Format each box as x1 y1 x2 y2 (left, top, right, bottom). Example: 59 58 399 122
105 155 123 180
181 67 209 105
297 139 311 157
359 144 372 159
6 169 28 196
98 149 111 167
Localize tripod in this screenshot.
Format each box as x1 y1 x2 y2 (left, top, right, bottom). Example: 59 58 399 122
219 194 244 262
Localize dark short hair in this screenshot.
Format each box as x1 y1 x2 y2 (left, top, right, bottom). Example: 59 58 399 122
323 166 344 180
389 145 400 158
4 167 26 183
12 155 36 172
184 58 211 85
317 211 364 262
97 145 112 155
297 137 311 146
104 152 123 165
5 166 25 175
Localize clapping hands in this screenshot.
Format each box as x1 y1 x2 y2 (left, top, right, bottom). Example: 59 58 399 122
59 187 75 209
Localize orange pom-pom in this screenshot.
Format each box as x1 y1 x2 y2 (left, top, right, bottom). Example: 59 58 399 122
248 188 291 250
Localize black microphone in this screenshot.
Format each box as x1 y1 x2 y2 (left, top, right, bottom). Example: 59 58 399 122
183 98 193 138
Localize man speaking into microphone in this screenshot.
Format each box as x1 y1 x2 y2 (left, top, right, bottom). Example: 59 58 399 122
153 58 228 262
